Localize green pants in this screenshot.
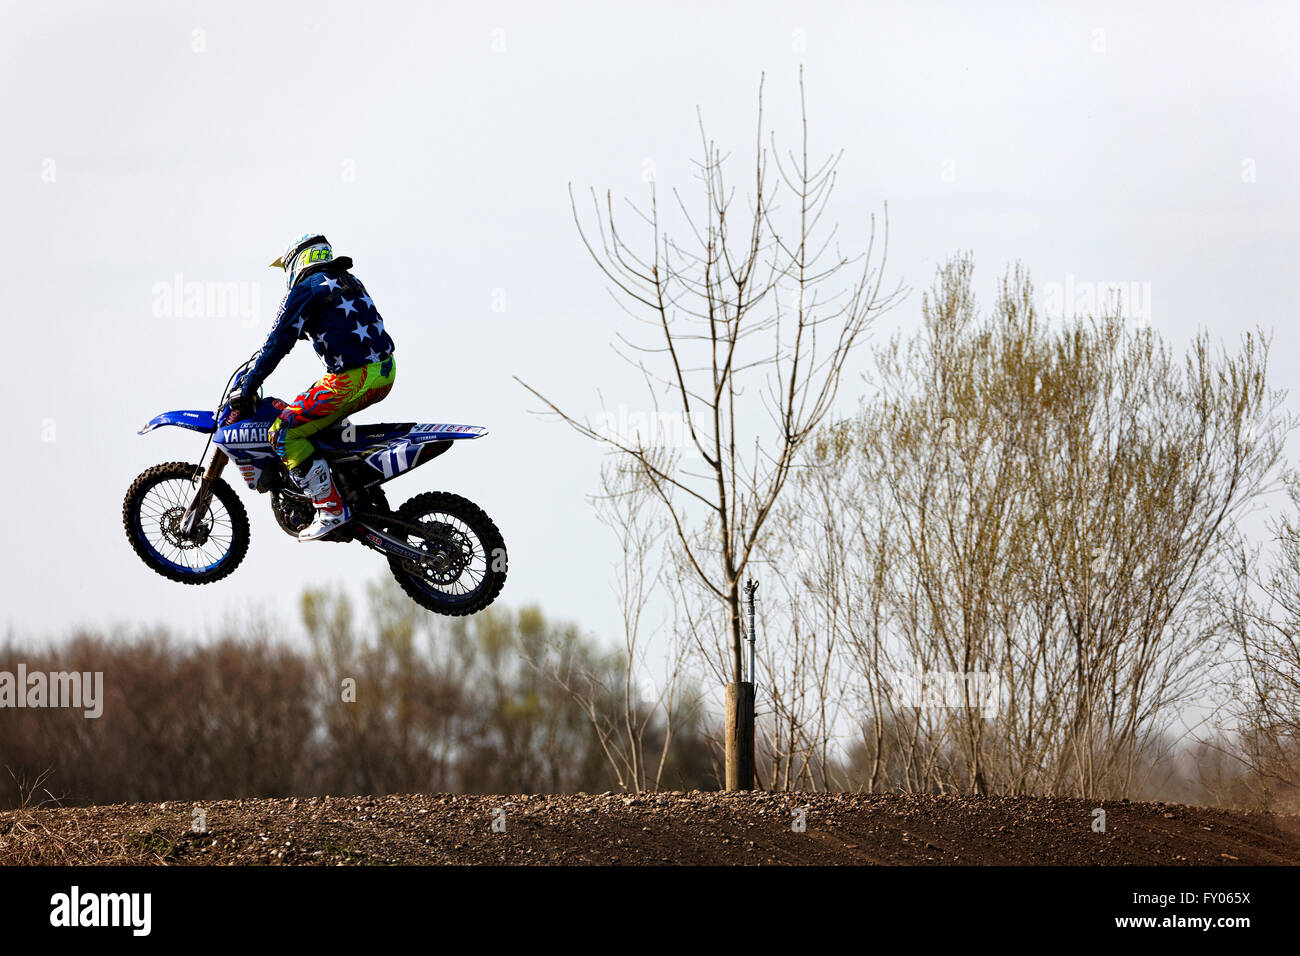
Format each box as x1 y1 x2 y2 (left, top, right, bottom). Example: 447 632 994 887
270 356 396 470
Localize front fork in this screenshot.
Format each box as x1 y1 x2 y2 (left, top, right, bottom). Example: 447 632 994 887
180 449 228 536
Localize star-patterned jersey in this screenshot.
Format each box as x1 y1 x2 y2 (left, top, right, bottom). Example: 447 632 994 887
245 257 396 393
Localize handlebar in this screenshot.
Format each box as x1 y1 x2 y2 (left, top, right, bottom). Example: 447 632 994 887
216 355 260 426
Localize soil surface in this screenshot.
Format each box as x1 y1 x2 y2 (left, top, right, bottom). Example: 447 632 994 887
2 792 1297 865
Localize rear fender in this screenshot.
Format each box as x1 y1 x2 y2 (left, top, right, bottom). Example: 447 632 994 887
408 424 488 440
364 424 487 480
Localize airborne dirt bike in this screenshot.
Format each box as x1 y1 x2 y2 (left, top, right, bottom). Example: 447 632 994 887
122 357 508 615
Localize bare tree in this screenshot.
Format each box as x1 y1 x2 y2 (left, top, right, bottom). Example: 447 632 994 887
755 475 853 791
517 71 903 787
526 455 690 792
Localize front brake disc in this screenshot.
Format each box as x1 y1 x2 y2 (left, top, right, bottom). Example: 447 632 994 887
161 506 211 548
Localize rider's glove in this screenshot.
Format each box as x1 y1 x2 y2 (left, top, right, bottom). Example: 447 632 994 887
228 370 259 408
224 382 257 423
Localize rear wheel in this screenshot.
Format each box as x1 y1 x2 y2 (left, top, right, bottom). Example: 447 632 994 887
387 492 507 616
122 461 250 584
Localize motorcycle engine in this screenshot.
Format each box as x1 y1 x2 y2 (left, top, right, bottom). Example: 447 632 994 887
270 489 315 537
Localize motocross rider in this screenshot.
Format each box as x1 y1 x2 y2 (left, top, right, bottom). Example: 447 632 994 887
229 233 396 541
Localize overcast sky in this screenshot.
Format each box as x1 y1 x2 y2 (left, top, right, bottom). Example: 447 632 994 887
2 0 1297 645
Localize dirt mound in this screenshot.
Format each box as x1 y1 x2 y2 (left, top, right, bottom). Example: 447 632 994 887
2 791 1297 865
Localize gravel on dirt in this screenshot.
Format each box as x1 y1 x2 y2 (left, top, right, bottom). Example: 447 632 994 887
3 791 1297 866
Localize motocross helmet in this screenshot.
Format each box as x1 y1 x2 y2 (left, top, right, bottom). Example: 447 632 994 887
270 233 334 288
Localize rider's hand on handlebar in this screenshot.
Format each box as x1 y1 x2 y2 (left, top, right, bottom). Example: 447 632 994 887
222 384 255 424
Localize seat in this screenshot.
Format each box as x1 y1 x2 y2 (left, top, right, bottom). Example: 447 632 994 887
315 419 417 452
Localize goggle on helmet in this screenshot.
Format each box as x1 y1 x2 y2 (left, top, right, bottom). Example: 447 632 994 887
270 233 333 288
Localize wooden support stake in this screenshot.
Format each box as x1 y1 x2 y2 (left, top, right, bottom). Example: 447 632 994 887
725 681 756 791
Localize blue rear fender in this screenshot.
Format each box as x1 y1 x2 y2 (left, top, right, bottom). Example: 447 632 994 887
409 423 488 441
138 410 217 435
363 423 487 480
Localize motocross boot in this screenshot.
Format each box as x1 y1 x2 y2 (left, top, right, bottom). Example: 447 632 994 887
292 458 352 541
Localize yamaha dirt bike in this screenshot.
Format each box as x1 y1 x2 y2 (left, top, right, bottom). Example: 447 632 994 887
122 357 508 616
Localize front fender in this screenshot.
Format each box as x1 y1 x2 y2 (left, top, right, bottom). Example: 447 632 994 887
138 410 217 435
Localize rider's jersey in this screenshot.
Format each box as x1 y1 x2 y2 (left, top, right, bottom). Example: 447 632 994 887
245 258 396 392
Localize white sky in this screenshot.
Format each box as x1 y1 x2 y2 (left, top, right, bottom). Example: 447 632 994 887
2 0 1297 645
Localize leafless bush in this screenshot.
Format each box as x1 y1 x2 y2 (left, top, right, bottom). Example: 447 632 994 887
778 254 1288 797
1211 475 1300 811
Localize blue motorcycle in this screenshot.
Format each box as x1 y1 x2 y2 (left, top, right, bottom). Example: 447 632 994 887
122 357 508 616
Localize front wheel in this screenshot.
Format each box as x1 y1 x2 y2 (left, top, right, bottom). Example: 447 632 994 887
387 491 507 616
122 461 250 584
